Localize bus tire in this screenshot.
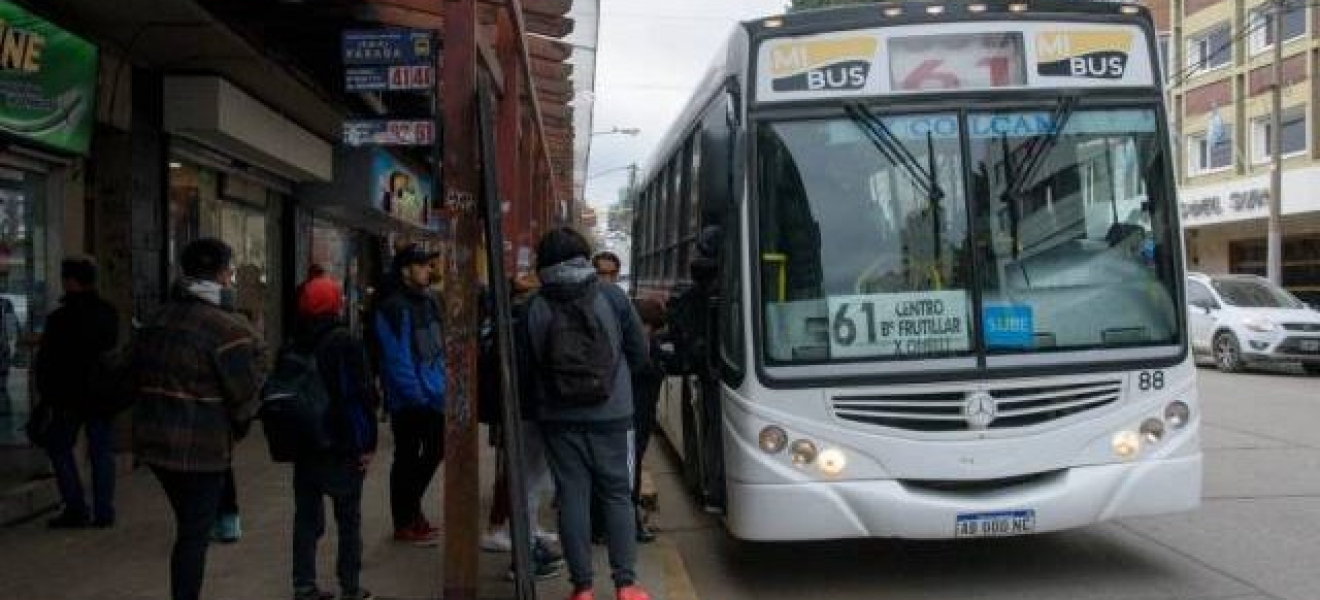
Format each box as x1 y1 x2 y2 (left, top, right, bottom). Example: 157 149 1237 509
1214 332 1245 373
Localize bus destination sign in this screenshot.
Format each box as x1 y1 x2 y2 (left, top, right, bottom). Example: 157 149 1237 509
757 22 1153 103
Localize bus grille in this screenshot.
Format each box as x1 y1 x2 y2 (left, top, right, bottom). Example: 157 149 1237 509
831 380 1123 432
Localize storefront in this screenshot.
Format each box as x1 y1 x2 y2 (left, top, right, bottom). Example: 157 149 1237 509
297 148 437 335
0 2 96 474
167 140 288 344
162 76 333 347
1180 166 1320 304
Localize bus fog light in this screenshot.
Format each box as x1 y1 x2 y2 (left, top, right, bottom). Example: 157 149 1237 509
1140 418 1166 444
1112 431 1141 460
1165 401 1191 428
790 439 818 466
759 426 788 454
817 448 847 476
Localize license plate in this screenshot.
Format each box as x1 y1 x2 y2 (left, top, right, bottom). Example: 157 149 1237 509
1301 340 1320 352
955 510 1037 538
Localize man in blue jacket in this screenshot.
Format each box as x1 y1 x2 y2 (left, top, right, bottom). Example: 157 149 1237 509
374 245 446 545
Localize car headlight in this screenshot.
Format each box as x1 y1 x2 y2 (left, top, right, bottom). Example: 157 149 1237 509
1243 316 1278 332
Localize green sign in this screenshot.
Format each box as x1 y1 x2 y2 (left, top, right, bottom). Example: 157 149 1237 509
0 2 97 155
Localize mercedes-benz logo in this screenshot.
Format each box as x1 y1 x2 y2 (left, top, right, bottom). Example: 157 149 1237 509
964 391 998 430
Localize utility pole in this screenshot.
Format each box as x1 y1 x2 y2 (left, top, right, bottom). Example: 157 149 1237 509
1268 0 1285 284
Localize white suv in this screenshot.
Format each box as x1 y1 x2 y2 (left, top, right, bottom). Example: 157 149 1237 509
1186 273 1320 375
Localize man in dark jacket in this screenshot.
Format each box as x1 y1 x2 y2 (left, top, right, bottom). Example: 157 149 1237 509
132 238 268 600
291 275 378 600
373 244 446 544
527 228 652 600
35 257 119 528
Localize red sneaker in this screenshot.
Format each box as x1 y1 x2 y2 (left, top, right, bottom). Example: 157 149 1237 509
567 588 594 600
415 516 441 535
615 585 651 600
394 526 439 546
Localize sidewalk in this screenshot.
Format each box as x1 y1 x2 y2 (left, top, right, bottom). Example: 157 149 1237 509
0 426 696 600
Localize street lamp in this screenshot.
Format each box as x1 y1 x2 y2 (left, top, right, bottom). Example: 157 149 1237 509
592 126 641 137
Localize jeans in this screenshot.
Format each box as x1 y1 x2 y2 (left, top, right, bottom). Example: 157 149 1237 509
151 467 226 600
545 427 637 589
390 407 445 530
45 413 115 522
293 458 366 596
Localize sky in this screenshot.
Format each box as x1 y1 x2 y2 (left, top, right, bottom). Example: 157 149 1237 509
582 0 788 216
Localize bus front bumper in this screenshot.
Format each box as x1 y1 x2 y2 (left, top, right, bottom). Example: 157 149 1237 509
724 453 1202 541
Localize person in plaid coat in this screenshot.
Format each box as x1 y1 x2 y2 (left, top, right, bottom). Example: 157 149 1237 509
131 238 268 600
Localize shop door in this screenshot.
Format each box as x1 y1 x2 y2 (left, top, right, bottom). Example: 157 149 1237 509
0 165 47 451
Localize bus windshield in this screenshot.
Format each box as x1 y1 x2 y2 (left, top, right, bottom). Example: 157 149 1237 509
756 107 1180 368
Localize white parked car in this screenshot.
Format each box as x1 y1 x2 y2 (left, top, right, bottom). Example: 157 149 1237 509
1186 273 1320 374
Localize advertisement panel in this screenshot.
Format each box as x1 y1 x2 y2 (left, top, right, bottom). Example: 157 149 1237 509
372 151 432 227
0 1 97 155
756 22 1154 103
343 119 436 147
342 29 435 66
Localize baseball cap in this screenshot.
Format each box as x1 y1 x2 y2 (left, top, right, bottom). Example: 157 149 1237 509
393 244 440 271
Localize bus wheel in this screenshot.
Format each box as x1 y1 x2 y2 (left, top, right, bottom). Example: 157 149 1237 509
1214 332 1245 373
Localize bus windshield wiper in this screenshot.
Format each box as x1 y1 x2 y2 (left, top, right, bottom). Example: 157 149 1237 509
999 95 1078 260
844 102 945 204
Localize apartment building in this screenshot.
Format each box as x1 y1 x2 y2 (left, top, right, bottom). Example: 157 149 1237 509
1170 0 1320 302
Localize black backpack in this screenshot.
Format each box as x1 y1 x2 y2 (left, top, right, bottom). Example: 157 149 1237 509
539 284 617 408
259 331 339 462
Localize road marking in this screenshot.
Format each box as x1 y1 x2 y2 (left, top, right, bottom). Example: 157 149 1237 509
662 537 700 600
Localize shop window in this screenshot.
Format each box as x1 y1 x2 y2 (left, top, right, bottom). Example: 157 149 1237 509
0 165 47 447
1251 107 1307 163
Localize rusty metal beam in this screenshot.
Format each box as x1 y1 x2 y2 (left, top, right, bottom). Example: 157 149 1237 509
523 0 572 17
528 36 571 62
441 0 481 597
525 13 573 38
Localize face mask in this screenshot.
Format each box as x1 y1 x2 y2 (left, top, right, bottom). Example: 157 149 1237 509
219 288 237 310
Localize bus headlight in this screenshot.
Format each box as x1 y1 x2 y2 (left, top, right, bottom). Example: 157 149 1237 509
790 439 818 466
1140 418 1166 444
759 426 788 454
817 448 847 476
1112 430 1141 460
1165 401 1191 428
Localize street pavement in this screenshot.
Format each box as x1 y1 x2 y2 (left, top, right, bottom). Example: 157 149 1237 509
0 426 692 600
651 367 1320 600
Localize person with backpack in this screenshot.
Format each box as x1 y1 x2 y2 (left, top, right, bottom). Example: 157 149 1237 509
526 228 652 600
34 257 119 529
131 238 268 600
283 275 378 600
374 244 446 545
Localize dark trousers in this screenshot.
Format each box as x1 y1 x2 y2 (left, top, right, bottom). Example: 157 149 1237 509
218 467 238 516
631 375 661 505
390 407 445 530
293 458 365 595
46 413 115 521
546 427 637 589
151 467 226 600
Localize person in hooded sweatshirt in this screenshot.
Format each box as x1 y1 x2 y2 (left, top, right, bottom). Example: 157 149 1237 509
525 227 652 600
289 276 379 600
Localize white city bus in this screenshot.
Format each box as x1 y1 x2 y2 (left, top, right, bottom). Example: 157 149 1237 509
630 1 1200 541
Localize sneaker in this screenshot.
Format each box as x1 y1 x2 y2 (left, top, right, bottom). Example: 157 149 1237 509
293 587 334 600
394 526 439 546
506 557 564 581
636 524 657 544
415 516 441 535
481 528 512 553
341 588 374 600
535 528 560 544
47 511 90 529
615 584 652 600
214 514 242 543
533 538 565 568
567 587 594 600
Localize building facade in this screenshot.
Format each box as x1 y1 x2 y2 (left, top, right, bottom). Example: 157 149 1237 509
1170 0 1320 303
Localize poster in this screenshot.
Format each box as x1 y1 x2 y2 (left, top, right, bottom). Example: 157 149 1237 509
0 2 97 155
